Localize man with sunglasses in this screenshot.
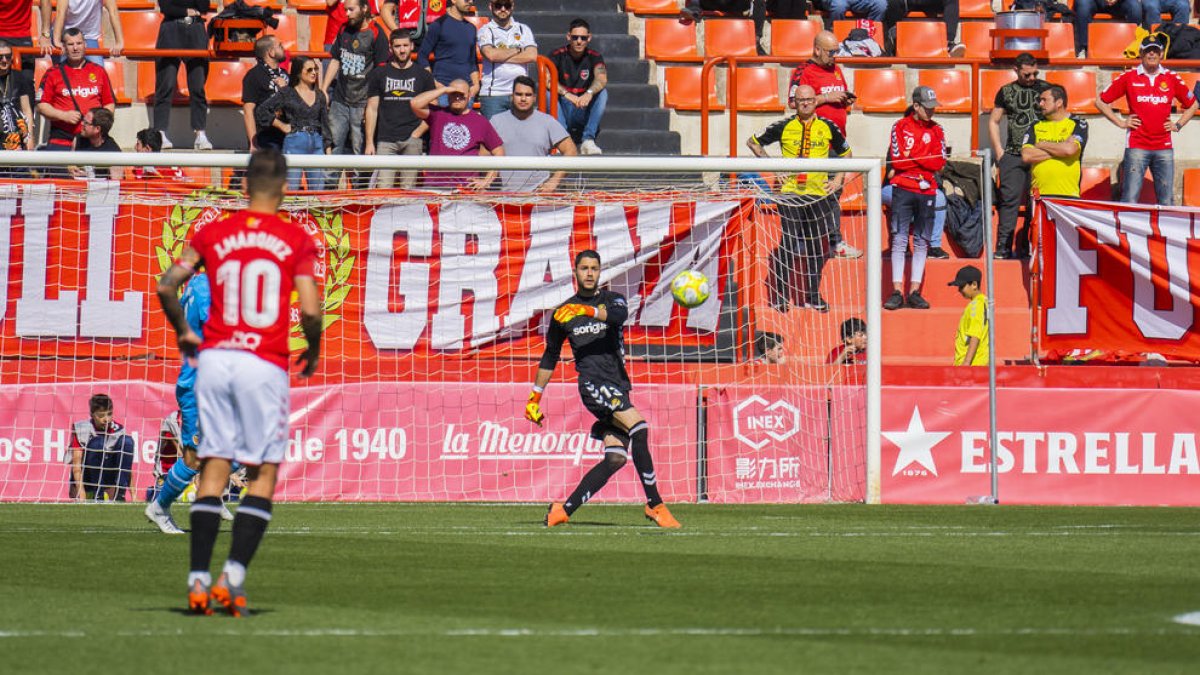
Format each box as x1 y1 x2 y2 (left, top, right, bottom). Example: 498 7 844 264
0 41 34 153
549 18 606 155
477 0 537 119
71 107 122 179
988 52 1048 260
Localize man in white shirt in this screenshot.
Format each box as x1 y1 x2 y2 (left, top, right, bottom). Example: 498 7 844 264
477 0 538 119
41 0 124 65
489 75 577 192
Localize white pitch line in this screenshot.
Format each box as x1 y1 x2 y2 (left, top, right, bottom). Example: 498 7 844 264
1172 612 1200 626
4 527 1200 538
1 626 1198 639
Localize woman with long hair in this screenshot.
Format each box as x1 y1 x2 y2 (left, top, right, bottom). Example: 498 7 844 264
254 56 331 190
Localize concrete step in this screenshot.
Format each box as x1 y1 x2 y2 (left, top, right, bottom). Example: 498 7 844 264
535 33 642 59
597 58 650 83
602 82 662 107
593 129 682 155
601 107 671 129
518 10 629 35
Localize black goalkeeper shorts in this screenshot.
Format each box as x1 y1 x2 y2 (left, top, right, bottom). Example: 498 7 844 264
578 377 633 421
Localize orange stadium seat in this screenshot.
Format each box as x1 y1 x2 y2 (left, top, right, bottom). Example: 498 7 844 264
1175 71 1200 94
626 0 682 15
465 15 490 30
32 57 50 90
960 0 994 18
832 20 855 43
1182 169 1200 207
1080 166 1112 201
661 66 723 110
1087 22 1137 58
644 18 701 61
206 60 254 105
136 61 187 103
241 0 283 8
116 0 157 8
852 69 907 112
1046 21 1074 59
290 0 327 8
119 11 163 52
979 69 1016 111
704 19 757 58
897 21 950 58
306 14 330 50
103 60 132 105
918 69 971 113
1046 70 1098 114
733 67 784 111
770 19 820 59
960 22 993 58
265 12 299 52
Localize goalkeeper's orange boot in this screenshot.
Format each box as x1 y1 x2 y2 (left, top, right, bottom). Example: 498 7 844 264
545 502 569 527
644 503 682 529
187 579 212 616
211 574 248 618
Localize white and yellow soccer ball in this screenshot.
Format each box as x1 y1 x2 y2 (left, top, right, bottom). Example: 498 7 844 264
670 269 712 309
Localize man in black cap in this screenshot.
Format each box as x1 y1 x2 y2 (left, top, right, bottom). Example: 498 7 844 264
1097 34 1196 205
948 265 987 366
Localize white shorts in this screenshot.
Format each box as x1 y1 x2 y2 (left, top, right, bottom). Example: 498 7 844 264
195 349 290 466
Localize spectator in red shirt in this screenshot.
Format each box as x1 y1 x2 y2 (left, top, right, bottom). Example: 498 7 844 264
35 28 115 149
826 317 867 365
787 30 861 260
884 86 946 312
0 0 46 71
1097 35 1197 205
324 0 394 51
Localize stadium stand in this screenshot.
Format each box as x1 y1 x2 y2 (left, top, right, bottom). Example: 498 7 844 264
769 19 820 59
1046 21 1075 59
979 69 1017 111
662 65 723 110
1080 166 1113 201
1183 169 1200 207
959 0 994 18
732 67 784 112
104 60 132 106
704 18 758 58
852 69 907 113
917 69 972 113
1087 22 1138 59
959 21 993 59
644 18 701 61
119 11 164 52
896 21 950 59
205 60 255 106
626 0 683 15
265 12 299 52
1045 70 1099 114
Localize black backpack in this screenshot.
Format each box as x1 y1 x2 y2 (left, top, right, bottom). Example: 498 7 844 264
1156 22 1200 60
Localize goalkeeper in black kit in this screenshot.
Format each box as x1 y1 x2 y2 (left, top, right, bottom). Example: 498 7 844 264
526 250 681 529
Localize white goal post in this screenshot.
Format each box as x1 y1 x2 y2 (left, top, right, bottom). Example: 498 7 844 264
0 151 882 504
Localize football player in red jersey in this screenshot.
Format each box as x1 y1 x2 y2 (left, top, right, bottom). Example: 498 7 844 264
156 148 323 617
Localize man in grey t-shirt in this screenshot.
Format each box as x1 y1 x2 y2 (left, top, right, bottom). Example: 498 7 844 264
489 76 577 192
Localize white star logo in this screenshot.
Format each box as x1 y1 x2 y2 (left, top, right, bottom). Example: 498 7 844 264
883 407 950 476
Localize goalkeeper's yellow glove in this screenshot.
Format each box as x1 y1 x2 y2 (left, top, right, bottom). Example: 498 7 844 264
525 390 545 427
553 303 597 324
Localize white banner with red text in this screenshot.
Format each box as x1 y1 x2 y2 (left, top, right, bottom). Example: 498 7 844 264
0 381 697 502
1036 198 1200 359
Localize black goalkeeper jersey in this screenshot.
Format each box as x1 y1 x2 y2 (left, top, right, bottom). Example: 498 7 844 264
538 289 630 386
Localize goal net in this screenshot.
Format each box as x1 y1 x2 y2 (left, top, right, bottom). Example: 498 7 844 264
0 151 882 504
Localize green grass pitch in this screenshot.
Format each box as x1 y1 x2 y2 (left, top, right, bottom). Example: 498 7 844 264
2 503 1198 674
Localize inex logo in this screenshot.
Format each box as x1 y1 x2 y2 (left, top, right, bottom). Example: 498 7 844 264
733 395 800 450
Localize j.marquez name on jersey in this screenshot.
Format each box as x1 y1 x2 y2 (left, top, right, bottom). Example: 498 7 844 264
213 230 295 261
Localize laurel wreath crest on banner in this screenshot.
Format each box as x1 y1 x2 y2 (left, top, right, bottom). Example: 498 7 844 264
155 190 355 353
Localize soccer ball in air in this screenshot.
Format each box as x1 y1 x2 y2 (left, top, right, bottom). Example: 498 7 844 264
671 270 711 308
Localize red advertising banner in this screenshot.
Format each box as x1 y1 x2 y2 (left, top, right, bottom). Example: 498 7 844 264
703 385 867 503
0 381 698 502
881 386 1200 506
1036 198 1200 359
0 183 744 370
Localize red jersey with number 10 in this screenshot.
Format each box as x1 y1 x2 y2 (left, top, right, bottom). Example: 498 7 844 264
189 210 319 371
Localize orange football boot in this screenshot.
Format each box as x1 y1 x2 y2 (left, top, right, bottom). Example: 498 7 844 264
545 502 569 527
644 503 681 529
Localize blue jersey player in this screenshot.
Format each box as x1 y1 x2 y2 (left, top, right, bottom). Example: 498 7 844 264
145 273 235 533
